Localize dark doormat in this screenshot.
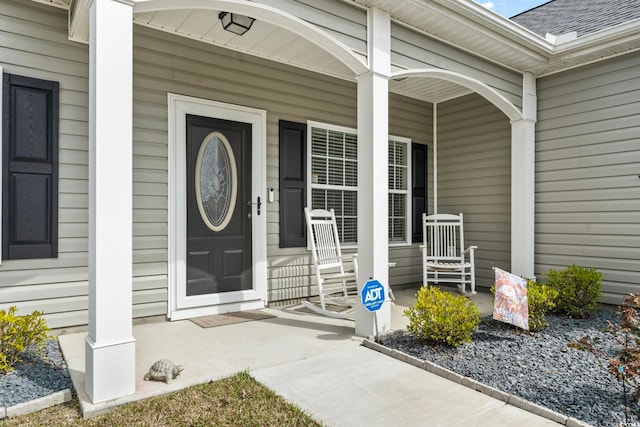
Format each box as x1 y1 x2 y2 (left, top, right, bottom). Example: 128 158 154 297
190 310 275 328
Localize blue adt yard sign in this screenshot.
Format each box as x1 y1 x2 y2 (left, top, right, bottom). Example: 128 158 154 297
361 279 385 312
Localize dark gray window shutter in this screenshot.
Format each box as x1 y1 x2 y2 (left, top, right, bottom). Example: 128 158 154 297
279 120 306 248
412 144 428 244
2 73 59 259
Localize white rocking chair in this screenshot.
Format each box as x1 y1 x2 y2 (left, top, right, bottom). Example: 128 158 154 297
302 207 358 320
422 213 477 294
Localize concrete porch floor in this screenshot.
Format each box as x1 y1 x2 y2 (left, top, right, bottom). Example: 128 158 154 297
58 286 559 426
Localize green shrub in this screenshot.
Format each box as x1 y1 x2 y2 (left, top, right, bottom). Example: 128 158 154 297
527 280 558 332
544 265 602 318
0 306 50 373
404 286 480 347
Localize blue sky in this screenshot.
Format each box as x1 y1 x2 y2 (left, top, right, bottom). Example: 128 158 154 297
475 0 550 18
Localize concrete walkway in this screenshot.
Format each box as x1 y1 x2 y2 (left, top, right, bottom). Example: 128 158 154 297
58 288 560 426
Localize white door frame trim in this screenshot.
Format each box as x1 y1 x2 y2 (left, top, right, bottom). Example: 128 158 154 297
167 93 267 320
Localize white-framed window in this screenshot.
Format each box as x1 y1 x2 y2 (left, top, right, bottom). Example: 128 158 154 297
307 121 358 246
389 137 411 245
306 121 412 246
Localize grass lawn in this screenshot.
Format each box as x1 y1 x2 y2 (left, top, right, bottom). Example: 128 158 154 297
1 372 322 426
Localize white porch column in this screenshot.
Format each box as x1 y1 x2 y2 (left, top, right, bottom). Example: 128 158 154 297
85 0 136 404
356 8 391 337
510 72 537 279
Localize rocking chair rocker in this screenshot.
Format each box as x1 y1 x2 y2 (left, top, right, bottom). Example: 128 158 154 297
422 213 477 294
302 207 358 320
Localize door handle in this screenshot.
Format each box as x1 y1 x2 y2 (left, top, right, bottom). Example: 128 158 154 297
248 196 262 216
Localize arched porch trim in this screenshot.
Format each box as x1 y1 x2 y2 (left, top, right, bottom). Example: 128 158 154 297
391 69 524 121
391 68 535 279
134 0 368 76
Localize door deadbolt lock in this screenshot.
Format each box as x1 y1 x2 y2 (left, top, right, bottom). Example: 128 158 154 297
248 196 262 216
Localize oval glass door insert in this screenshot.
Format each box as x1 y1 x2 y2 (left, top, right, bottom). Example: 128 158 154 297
195 131 238 232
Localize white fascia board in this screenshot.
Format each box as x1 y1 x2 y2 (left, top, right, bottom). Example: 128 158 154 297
379 0 640 75
539 19 640 77
437 0 554 52
441 0 640 74
551 18 640 54
433 0 640 55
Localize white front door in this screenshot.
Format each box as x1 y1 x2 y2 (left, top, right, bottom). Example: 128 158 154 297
168 94 267 320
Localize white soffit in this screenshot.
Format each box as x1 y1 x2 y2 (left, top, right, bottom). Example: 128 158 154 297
132 9 357 80
352 0 640 76
66 1 456 102
353 0 552 74
62 0 640 104
389 77 472 104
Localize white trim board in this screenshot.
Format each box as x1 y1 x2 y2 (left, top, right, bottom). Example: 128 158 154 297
167 93 267 319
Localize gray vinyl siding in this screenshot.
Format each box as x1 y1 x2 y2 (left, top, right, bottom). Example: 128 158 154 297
133 26 432 305
536 52 640 304
0 0 90 328
437 93 512 288
0 1 169 328
0 1 470 326
388 96 433 288
0 2 414 327
254 0 367 56
390 23 523 108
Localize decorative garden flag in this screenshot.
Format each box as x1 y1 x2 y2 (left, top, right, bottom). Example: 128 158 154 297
493 268 529 330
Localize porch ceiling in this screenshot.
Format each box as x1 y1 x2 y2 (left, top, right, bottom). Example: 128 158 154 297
60 0 640 93
389 75 472 104
133 9 358 81
129 0 640 104
65 1 478 104
132 9 469 104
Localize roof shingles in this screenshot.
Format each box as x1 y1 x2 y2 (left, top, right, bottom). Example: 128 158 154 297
510 0 640 37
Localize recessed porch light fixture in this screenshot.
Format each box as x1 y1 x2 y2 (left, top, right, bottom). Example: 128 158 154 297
218 12 256 36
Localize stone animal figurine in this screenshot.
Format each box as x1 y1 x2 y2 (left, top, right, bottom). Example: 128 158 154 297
143 359 184 384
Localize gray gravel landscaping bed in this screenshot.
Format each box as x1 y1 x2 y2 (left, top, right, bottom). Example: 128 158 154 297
0 338 73 409
379 307 633 427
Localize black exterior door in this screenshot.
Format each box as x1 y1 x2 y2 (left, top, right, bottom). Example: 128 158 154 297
186 115 252 296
